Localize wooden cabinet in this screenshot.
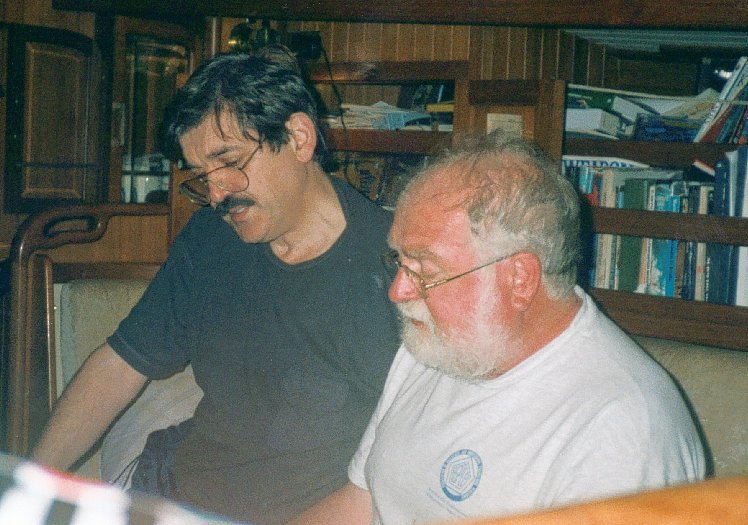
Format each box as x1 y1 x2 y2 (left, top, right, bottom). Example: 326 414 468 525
3 24 100 214
108 16 195 204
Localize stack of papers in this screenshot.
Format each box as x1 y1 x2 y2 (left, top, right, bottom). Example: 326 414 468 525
323 102 431 130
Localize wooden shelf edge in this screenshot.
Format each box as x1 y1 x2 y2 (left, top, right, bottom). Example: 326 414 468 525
565 138 737 168
324 128 450 155
309 60 469 83
589 288 748 352
588 207 748 245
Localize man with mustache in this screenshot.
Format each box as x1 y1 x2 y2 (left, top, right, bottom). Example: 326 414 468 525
31 45 400 524
291 131 705 525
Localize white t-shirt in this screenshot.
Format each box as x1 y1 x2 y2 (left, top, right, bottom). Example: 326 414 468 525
348 287 705 525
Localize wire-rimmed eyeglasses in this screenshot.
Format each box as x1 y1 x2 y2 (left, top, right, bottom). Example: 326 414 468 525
382 249 514 298
179 142 262 206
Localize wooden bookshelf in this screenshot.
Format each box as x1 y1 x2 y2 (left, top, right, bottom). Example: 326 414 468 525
309 61 469 85
582 167 748 352
589 288 748 350
324 128 450 155
566 138 739 168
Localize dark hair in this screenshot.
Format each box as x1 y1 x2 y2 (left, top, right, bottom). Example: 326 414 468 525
159 45 330 168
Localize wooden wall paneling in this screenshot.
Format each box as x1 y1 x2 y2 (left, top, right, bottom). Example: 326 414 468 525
586 42 607 86
347 22 378 62
412 24 434 61
538 29 560 80
329 21 350 62
451 25 471 62
524 28 542 79
605 55 701 95
51 0 748 29
432 25 452 60
572 35 590 85
507 27 529 79
556 31 577 82
487 27 509 79
379 23 399 61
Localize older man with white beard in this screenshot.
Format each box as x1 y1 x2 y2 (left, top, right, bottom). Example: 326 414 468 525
288 131 705 525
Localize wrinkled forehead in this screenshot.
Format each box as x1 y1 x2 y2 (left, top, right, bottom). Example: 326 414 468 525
391 167 473 247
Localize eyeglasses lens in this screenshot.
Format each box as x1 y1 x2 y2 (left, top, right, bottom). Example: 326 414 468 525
180 167 249 206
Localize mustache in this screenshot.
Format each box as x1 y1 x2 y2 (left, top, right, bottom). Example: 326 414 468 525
214 196 256 216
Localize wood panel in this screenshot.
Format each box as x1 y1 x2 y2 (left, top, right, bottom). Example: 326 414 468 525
5 0 95 38
4 25 100 214
53 0 748 29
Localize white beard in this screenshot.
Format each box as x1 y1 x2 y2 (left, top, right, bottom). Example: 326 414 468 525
397 291 514 381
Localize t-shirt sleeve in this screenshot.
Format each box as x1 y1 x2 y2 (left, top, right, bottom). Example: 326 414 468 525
348 345 412 489
541 398 705 507
107 232 200 379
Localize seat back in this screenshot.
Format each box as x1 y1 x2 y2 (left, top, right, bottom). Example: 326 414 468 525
636 336 748 477
54 277 202 483
5 204 167 455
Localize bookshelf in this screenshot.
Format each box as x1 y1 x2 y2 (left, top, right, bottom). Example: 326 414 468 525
310 60 748 352
309 60 470 149
306 60 469 201
568 138 748 352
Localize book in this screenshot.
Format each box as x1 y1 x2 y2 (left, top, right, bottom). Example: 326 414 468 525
646 181 682 297
633 114 701 143
641 88 719 121
694 56 748 142
730 146 748 306
561 155 649 172
425 101 455 113
706 155 737 304
593 167 680 292
567 84 653 123
565 108 622 137
699 81 748 144
692 184 714 301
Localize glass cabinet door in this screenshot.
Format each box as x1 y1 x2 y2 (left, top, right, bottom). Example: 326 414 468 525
110 17 194 203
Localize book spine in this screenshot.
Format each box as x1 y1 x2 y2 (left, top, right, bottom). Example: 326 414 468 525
695 56 748 142
647 182 679 296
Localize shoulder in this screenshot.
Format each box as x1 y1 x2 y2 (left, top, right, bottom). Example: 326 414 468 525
331 176 393 233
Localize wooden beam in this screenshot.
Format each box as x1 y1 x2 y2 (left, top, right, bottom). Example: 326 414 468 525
53 0 748 29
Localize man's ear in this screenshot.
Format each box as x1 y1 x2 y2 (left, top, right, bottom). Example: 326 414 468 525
285 112 317 162
505 252 542 311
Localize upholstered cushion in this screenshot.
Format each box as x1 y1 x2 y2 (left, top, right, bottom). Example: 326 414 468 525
635 336 748 477
56 279 202 484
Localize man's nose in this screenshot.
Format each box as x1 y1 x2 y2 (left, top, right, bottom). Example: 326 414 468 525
208 181 232 205
388 269 421 303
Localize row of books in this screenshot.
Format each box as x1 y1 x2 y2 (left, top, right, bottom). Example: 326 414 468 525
564 146 748 305
694 56 748 144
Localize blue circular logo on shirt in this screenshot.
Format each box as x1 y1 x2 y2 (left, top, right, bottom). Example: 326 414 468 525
440 449 483 501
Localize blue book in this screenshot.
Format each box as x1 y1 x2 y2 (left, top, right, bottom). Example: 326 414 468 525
647 181 681 297
706 156 735 304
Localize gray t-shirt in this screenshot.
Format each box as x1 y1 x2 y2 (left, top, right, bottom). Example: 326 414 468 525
110 177 400 524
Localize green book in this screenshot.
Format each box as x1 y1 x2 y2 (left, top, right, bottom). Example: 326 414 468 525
618 178 653 293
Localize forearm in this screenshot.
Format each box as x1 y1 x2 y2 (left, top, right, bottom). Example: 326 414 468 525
32 343 147 471
287 481 372 525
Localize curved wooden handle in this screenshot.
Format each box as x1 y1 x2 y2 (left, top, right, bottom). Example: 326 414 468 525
11 203 168 264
